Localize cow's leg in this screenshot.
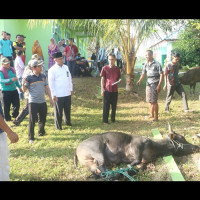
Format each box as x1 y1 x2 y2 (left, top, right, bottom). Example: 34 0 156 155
137 159 148 171
85 153 106 179
190 85 192 95
193 83 196 95
129 146 143 167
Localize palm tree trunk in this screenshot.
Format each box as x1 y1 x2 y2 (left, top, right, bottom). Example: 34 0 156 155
125 52 136 92
125 73 135 91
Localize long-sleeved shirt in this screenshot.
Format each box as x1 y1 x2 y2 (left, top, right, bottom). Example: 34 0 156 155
0 39 13 57
48 63 73 97
0 69 21 91
14 56 25 78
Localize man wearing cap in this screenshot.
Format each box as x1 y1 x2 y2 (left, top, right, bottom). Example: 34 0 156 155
0 57 22 121
0 31 14 67
64 38 79 78
23 59 53 144
13 55 41 126
48 52 73 130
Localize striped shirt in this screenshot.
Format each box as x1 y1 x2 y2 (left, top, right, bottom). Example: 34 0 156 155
24 72 48 103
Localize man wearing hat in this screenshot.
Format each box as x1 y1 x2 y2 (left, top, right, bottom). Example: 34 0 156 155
48 52 73 130
23 59 53 144
0 57 22 121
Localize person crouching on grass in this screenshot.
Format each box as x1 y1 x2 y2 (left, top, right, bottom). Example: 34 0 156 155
100 53 121 125
22 59 53 144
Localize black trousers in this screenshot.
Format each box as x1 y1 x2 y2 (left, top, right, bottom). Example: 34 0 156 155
103 91 118 123
14 99 29 124
165 84 189 111
28 102 47 140
2 90 20 121
54 96 71 130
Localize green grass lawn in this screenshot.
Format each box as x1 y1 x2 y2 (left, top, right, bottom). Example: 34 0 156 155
7 73 200 181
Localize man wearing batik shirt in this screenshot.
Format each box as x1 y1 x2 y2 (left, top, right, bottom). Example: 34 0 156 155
137 50 163 122
163 52 190 113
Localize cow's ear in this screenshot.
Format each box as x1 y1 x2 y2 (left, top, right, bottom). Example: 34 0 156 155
169 133 174 140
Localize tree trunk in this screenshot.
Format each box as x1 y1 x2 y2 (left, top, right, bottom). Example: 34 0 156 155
125 52 136 92
125 73 135 92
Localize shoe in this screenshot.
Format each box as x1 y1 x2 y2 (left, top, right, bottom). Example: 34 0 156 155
13 120 20 126
165 110 169 113
29 140 34 144
111 120 115 123
66 122 72 126
103 122 110 125
184 109 193 113
38 133 45 136
152 119 158 122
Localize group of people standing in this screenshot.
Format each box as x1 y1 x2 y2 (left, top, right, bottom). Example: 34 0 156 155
0 50 73 180
137 50 191 122
48 38 78 78
0 30 191 181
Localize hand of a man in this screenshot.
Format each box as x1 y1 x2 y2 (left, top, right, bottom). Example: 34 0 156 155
7 131 19 144
53 96 58 102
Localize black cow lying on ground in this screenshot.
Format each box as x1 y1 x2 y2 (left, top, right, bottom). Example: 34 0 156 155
74 123 199 179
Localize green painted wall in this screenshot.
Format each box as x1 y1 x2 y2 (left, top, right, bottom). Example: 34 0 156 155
0 19 52 70
0 19 88 69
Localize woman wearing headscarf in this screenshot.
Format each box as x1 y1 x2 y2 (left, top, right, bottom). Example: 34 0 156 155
32 40 44 61
48 38 59 69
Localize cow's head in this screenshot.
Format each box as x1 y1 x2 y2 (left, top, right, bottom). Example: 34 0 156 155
168 123 199 156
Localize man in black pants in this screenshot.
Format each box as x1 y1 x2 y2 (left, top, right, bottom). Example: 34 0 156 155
100 53 121 125
23 59 53 144
48 52 73 130
163 52 191 113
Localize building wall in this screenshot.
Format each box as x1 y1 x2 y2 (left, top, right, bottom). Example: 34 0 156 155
151 40 176 67
0 19 53 70
0 19 88 69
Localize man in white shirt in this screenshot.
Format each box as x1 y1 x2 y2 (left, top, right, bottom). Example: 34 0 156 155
14 50 25 100
48 52 73 130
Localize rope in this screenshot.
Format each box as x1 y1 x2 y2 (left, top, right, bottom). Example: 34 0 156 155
100 165 137 181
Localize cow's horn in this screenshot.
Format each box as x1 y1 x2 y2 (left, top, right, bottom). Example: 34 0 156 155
168 122 173 134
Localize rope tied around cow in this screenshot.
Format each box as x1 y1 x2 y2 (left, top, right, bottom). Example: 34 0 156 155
100 165 138 181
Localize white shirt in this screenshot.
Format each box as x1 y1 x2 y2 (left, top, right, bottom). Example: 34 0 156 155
14 55 25 78
48 63 73 97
